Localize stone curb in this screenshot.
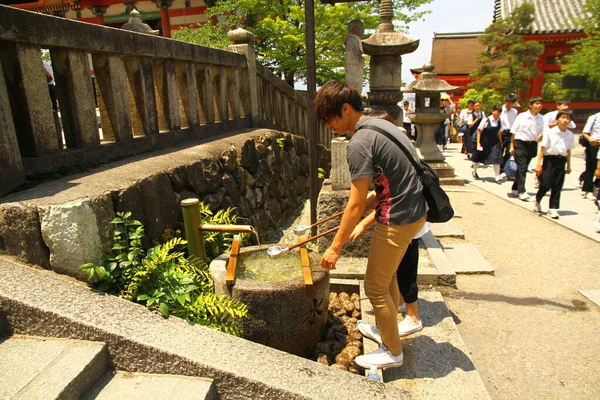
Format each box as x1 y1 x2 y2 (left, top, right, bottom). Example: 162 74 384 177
0 257 411 400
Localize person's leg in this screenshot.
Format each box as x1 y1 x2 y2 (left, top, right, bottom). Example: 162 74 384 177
512 140 528 193
536 157 552 204
500 131 512 172
364 217 425 356
493 164 501 179
582 146 599 194
396 238 419 311
549 158 566 210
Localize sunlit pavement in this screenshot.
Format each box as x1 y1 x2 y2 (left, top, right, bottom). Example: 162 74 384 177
441 141 600 242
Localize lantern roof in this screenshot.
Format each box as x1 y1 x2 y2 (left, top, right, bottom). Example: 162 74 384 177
404 63 459 93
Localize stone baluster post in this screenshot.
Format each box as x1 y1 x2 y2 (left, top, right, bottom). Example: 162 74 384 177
227 28 259 126
0 60 25 196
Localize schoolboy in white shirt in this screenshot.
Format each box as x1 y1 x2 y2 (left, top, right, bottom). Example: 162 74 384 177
500 94 518 173
510 96 545 201
533 111 575 219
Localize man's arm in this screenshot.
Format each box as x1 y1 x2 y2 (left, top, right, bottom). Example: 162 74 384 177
320 177 370 270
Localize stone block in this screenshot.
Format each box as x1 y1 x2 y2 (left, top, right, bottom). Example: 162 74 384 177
136 174 180 240
316 185 372 257
0 202 49 268
442 243 495 275
430 219 465 239
330 137 351 190
39 195 115 279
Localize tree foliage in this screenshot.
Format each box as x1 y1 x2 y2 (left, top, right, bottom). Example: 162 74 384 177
459 88 504 115
172 0 432 86
468 3 544 101
552 0 600 100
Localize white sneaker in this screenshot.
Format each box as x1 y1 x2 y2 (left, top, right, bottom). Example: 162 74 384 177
518 192 530 201
398 303 406 313
357 320 382 345
584 192 597 201
596 210 600 233
355 346 404 369
533 201 541 213
548 209 559 219
398 317 423 336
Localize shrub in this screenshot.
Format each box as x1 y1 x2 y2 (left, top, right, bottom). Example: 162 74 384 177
81 209 248 336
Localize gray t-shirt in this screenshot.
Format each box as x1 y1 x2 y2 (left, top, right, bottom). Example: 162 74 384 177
348 117 427 226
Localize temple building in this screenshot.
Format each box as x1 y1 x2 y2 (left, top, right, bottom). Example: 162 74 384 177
4 0 211 38
415 0 596 115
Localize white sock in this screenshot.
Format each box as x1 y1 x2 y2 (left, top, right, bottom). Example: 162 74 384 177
493 164 501 178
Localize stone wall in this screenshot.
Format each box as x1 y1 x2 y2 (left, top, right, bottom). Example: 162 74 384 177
0 129 330 280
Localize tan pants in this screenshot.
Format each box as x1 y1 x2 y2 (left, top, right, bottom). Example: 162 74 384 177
364 215 426 355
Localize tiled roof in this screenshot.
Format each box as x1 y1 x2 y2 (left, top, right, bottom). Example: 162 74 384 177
493 0 587 34
429 33 486 75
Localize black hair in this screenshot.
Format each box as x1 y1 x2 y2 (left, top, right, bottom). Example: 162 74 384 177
505 94 517 102
556 110 573 120
556 99 571 106
529 96 543 104
491 105 502 112
314 80 364 121
467 99 475 105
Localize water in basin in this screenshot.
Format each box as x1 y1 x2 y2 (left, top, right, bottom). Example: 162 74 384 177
236 250 321 282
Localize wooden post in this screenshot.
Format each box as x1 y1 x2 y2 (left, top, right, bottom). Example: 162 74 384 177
226 235 240 286
181 198 206 262
300 246 313 286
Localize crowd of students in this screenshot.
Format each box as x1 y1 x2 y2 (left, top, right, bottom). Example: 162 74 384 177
453 95 600 230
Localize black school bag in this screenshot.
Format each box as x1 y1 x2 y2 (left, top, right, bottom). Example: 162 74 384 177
358 125 454 223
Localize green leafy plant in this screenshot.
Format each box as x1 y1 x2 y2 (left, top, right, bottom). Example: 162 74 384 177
318 167 325 179
198 203 250 259
80 210 248 336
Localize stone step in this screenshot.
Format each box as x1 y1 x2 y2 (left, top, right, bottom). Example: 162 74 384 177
441 242 495 275
358 289 490 399
83 371 216 400
0 335 107 399
430 220 465 239
440 176 465 186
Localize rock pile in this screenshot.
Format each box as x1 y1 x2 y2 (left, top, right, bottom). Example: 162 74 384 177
313 291 364 374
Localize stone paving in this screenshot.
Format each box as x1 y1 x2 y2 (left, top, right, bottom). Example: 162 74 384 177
442 142 600 242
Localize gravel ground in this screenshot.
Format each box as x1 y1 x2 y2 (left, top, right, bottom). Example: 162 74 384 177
439 184 599 399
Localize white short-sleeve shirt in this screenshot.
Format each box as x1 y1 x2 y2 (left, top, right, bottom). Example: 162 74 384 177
541 126 575 157
477 116 500 131
543 110 576 130
467 111 485 125
583 112 600 140
500 105 518 132
511 110 545 141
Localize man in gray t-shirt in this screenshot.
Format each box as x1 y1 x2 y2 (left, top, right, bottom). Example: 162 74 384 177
314 80 427 370
349 116 427 226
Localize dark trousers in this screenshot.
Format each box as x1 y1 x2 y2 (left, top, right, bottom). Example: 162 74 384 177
511 140 538 193
403 122 413 138
536 156 566 209
500 131 512 171
396 238 419 304
582 145 600 193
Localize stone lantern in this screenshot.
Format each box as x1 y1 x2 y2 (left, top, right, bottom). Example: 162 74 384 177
362 0 419 124
404 63 463 185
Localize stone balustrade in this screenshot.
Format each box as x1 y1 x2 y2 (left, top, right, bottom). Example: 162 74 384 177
0 5 331 196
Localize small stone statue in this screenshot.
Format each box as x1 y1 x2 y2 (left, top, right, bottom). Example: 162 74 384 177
344 20 364 94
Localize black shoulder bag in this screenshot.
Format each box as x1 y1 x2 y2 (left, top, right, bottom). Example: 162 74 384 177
579 114 596 147
358 125 454 223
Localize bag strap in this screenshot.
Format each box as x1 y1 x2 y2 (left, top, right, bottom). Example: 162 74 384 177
357 124 425 179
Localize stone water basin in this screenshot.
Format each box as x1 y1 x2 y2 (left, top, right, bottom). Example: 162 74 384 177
209 245 329 357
